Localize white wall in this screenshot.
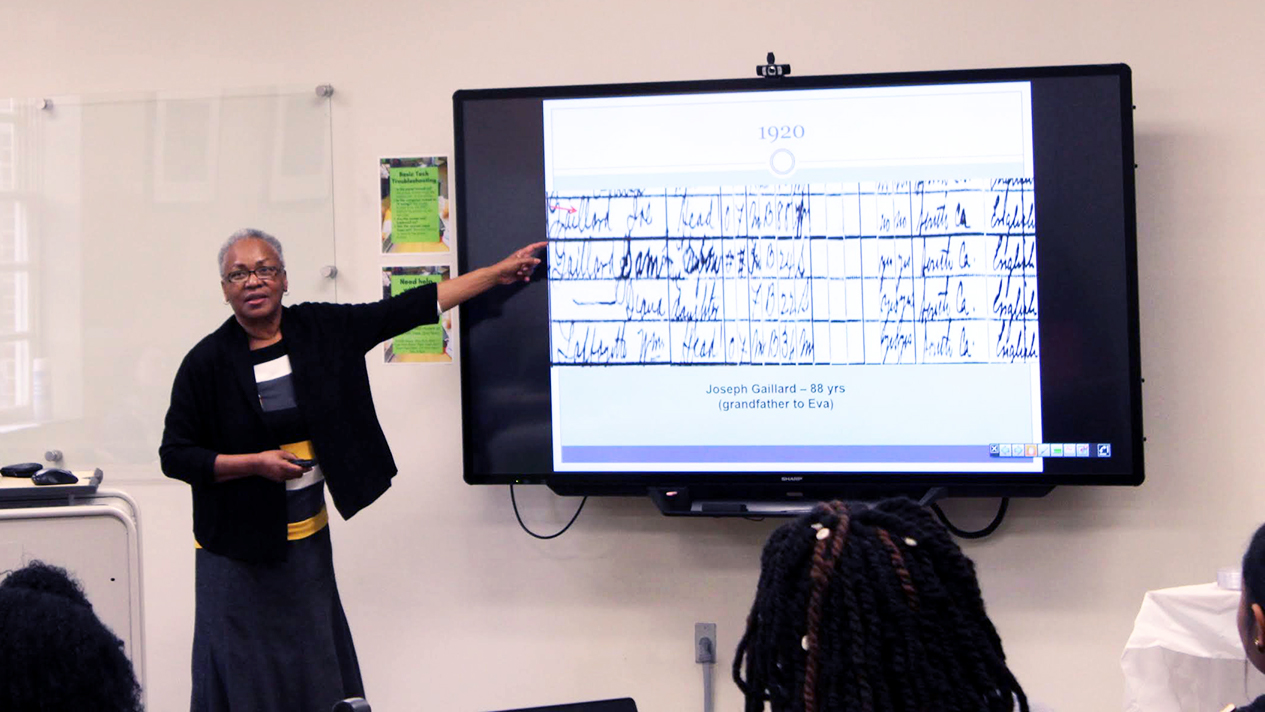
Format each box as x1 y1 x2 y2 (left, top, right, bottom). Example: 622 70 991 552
5 1 1264 710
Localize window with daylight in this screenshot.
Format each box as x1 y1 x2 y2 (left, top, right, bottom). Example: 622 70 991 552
0 109 32 418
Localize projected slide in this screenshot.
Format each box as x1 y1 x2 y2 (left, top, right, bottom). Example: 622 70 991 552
542 83 1041 473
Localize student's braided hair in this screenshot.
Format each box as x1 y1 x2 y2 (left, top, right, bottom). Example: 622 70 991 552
734 498 1027 712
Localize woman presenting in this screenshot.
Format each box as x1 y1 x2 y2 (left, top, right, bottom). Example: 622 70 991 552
160 228 543 712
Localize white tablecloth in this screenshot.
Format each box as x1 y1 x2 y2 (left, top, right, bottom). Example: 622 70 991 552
1123 583 1265 711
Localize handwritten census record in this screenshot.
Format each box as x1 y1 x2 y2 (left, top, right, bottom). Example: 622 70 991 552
546 179 1037 368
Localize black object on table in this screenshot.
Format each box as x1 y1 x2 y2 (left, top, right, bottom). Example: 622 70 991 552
1 462 42 477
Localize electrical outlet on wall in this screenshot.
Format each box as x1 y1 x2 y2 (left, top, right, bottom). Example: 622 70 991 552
695 622 716 663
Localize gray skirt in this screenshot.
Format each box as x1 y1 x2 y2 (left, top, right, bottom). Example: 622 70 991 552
192 526 364 712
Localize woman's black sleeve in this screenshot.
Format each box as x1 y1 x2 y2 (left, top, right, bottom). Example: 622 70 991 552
158 350 220 486
342 280 441 353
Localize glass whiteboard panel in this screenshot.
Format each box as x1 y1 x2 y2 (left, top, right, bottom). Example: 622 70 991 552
0 88 336 479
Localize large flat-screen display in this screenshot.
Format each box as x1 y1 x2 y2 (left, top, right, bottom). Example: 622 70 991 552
455 63 1141 499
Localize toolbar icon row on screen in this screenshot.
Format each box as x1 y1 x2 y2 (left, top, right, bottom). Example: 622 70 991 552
990 443 1111 458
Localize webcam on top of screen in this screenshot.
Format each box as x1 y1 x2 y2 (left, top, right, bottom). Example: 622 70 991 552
757 52 792 78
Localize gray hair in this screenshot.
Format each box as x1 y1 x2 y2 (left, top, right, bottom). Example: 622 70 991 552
217 228 285 275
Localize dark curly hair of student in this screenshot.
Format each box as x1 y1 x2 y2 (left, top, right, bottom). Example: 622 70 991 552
733 498 1027 712
1243 524 1265 612
0 560 143 712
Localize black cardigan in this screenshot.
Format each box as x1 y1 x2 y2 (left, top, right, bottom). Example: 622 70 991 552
159 282 439 563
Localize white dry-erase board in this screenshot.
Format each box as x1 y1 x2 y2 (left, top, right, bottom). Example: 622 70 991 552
0 87 336 478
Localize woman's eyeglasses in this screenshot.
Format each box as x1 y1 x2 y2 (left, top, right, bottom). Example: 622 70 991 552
223 266 284 284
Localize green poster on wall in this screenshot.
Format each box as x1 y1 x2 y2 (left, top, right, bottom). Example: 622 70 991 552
390 273 445 354
388 165 439 244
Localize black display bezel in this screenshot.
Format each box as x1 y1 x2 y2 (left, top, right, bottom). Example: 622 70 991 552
454 63 1142 494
